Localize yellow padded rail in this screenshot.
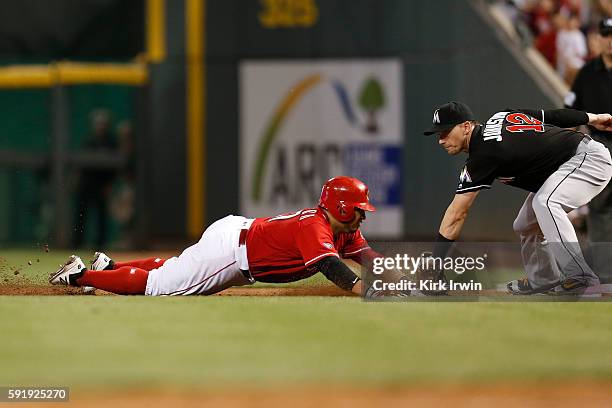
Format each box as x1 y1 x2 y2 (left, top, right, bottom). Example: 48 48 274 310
0 62 148 88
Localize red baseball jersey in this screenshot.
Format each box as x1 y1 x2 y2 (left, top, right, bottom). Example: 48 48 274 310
245 207 370 283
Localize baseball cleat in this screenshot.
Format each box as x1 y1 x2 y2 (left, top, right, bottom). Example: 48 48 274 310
551 277 599 296
507 277 559 295
49 255 86 286
82 252 115 293
91 251 115 271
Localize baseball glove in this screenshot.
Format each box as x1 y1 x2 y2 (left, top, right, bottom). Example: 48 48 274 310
414 251 448 296
364 285 411 299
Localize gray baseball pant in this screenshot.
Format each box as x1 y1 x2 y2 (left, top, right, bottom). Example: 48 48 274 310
586 135 612 282
513 138 612 288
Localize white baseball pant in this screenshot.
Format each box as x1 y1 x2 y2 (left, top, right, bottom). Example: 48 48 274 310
145 215 255 296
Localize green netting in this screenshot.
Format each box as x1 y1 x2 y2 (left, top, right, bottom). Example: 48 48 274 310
0 84 138 245
0 169 47 244
0 89 51 152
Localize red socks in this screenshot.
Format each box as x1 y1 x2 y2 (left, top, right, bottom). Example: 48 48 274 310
114 257 167 271
77 267 149 295
75 256 168 295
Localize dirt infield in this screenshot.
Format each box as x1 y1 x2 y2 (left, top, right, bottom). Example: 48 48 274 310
0 284 353 297
11 382 612 407
4 284 612 299
0 284 87 296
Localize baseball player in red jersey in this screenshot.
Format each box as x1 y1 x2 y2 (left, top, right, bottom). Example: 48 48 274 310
49 176 379 296
424 102 612 295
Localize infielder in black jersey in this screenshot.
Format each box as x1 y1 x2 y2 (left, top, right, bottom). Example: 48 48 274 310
424 101 612 295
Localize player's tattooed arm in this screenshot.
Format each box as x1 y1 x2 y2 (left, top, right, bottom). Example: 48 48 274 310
314 256 361 293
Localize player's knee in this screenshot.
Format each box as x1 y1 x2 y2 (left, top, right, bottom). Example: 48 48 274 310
513 216 527 234
531 193 550 217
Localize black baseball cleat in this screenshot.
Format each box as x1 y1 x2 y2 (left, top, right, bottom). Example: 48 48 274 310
551 277 595 295
507 277 559 295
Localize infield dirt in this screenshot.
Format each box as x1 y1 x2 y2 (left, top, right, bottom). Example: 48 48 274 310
9 382 612 407
0 284 351 297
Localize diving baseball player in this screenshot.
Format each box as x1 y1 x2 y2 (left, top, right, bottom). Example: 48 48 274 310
49 176 379 296
424 102 612 295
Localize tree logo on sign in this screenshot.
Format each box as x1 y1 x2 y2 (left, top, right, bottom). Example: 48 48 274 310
358 76 386 134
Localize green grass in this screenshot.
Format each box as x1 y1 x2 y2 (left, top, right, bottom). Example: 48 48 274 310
2 298 612 389
1 249 612 390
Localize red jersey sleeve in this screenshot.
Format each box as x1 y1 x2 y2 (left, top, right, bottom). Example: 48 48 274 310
340 230 370 258
340 231 381 265
295 218 340 267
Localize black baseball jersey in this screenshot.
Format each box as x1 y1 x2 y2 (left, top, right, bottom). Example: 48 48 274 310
457 109 588 194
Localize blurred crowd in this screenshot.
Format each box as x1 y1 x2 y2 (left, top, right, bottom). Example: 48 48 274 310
498 0 611 84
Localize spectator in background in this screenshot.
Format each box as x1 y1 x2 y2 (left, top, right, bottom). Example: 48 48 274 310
73 109 117 249
557 0 583 20
556 13 587 84
565 18 612 282
531 0 560 65
586 26 604 58
591 0 612 26
117 120 135 182
110 120 136 249
529 0 557 36
502 0 610 73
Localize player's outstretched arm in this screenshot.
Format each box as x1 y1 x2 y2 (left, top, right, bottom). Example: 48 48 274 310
438 191 479 241
521 108 612 133
351 280 362 295
587 113 612 132
314 256 361 294
520 108 589 128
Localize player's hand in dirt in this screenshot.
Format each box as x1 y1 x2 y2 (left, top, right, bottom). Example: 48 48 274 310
364 286 411 299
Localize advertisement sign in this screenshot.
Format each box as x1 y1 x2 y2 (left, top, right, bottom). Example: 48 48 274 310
240 60 403 237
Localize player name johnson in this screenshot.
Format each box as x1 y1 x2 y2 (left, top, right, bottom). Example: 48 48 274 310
372 279 482 292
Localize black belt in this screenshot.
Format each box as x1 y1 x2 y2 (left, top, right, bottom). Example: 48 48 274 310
240 268 254 282
239 228 249 246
